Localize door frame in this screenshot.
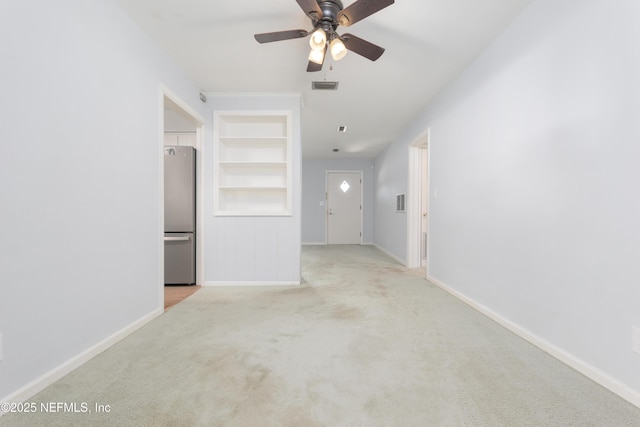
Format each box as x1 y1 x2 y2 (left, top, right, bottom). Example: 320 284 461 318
325 170 364 244
407 130 430 271
159 86 205 308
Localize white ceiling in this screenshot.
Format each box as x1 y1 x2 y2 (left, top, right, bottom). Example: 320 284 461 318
114 0 533 158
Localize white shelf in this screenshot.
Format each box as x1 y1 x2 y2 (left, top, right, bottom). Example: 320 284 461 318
213 111 292 216
217 187 289 216
217 115 288 138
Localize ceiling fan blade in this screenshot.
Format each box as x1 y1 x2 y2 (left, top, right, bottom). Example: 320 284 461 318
337 0 394 27
341 33 385 61
307 46 326 72
254 29 309 43
296 0 323 21
307 61 323 72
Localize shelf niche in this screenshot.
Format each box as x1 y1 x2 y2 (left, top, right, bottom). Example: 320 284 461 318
213 111 292 216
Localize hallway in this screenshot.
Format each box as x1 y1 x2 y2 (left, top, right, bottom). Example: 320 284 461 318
2 245 639 426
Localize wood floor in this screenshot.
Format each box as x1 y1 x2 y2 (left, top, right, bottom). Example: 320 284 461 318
164 285 201 310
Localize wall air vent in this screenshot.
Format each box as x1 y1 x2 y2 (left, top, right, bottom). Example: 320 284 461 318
396 194 406 213
312 81 339 90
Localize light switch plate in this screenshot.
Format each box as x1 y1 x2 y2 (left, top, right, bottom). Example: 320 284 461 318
633 327 640 355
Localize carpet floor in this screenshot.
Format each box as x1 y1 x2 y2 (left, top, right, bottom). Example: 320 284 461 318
1 245 639 426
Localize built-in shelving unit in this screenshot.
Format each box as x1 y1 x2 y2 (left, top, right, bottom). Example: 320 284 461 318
213 111 292 216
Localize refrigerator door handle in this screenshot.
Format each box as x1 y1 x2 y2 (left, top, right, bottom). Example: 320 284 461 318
164 236 190 242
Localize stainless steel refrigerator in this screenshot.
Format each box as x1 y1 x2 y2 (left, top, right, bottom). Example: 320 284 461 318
164 146 196 285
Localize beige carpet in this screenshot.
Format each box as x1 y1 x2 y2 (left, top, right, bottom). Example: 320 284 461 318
1 245 639 426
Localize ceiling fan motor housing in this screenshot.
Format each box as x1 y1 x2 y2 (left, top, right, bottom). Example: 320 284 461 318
317 0 344 30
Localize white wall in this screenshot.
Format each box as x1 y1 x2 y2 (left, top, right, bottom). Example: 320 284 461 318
202 95 302 284
0 0 204 401
375 0 640 403
374 142 411 261
164 109 198 133
302 158 374 244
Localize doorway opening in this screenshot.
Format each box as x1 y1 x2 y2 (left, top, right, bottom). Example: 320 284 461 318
161 87 205 310
326 170 363 244
407 130 430 273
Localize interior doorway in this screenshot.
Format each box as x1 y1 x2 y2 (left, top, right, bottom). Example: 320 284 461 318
161 87 205 309
407 131 430 272
326 171 363 244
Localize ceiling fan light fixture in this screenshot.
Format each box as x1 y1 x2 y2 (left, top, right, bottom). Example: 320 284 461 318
308 48 325 64
309 29 327 50
330 38 347 61
253 0 394 72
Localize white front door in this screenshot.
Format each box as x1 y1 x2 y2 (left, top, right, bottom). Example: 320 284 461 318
327 171 362 244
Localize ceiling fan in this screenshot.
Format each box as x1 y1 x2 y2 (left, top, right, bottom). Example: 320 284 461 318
254 0 394 72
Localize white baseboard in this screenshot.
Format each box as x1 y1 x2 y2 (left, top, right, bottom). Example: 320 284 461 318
427 274 640 409
204 281 300 287
373 244 407 267
0 307 163 414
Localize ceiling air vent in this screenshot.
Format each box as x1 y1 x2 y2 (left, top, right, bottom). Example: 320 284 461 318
312 81 339 90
